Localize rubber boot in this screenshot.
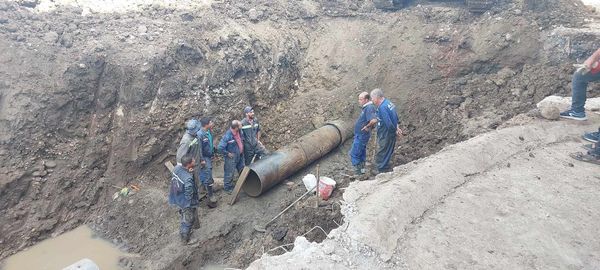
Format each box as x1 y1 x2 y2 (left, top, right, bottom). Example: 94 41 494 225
205 185 217 208
180 233 190 244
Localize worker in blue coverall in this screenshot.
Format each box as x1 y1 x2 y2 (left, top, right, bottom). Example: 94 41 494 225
349 92 378 175
218 120 245 194
168 154 199 244
369 88 403 173
197 117 217 208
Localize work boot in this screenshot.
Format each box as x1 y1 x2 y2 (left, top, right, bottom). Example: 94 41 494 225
206 198 217 208
359 162 367 174
180 233 190 244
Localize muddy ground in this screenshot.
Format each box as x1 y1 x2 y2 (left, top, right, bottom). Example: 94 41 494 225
0 0 598 269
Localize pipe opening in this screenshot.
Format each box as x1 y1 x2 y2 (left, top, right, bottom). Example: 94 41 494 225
242 169 262 197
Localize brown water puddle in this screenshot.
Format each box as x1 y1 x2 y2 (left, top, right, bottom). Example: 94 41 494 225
1 225 128 270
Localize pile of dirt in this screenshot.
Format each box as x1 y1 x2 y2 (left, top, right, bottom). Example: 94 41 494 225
0 0 597 269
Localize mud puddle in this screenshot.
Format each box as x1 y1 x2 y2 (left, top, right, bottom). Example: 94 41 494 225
1 225 129 270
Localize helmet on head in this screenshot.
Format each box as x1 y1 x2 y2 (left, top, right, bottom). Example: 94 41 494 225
185 119 200 135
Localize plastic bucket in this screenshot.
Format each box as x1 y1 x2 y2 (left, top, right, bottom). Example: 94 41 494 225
318 177 336 200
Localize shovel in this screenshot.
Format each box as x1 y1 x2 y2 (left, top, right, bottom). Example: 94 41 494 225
254 185 316 233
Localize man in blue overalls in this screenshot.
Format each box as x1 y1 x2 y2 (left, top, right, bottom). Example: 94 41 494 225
349 92 378 175
218 120 245 194
370 88 403 173
197 117 217 208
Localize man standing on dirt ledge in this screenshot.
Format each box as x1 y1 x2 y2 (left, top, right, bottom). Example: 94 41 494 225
168 154 200 244
349 92 378 175
241 106 269 165
560 47 600 121
370 88 403 173
197 117 217 208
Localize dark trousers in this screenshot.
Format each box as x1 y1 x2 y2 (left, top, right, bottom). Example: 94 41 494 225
179 207 198 240
376 132 396 172
571 69 600 113
243 143 268 165
349 134 370 166
223 153 244 191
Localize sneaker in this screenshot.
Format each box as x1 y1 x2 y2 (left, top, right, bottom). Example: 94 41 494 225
583 131 600 143
224 189 233 195
559 110 587 121
582 144 595 151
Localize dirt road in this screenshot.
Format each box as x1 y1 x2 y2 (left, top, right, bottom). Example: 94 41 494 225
249 115 600 269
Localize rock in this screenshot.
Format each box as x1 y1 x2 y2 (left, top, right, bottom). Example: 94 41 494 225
32 170 47 177
540 106 560 120
492 67 517 86
60 34 73 48
510 88 522 96
17 0 39 8
180 13 194 21
43 31 59 43
322 243 335 255
248 8 262 22
446 95 465 106
137 25 148 34
44 160 57 169
272 227 288 241
0 18 8 24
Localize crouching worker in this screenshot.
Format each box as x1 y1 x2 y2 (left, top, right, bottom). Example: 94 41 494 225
168 154 200 244
218 120 245 194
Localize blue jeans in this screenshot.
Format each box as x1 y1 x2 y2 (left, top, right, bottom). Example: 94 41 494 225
570 69 600 113
199 157 214 186
376 131 396 172
349 134 370 166
223 153 244 191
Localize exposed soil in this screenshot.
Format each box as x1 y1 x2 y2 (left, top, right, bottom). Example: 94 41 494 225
0 0 598 269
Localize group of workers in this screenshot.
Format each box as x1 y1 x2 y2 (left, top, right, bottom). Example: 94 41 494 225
168 106 267 243
349 88 403 175
167 88 403 243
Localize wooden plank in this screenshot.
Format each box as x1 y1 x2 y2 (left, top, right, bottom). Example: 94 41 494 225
229 155 256 205
229 166 250 205
164 161 175 172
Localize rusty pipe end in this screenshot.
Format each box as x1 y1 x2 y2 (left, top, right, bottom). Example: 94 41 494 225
242 169 262 197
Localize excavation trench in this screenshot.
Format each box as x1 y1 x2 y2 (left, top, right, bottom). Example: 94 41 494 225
0 0 593 269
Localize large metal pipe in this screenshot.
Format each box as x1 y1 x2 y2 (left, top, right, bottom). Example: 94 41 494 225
242 120 353 197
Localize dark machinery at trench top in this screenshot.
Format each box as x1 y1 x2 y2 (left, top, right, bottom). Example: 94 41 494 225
242 120 353 197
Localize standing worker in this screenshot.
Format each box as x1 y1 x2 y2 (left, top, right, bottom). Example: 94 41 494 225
241 106 268 165
560 47 600 121
176 119 201 165
168 154 200 244
370 88 403 173
197 117 217 208
218 120 245 194
349 92 378 175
